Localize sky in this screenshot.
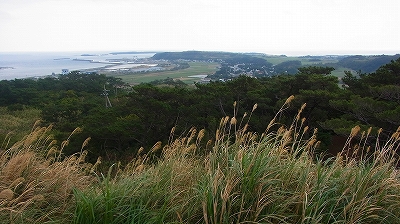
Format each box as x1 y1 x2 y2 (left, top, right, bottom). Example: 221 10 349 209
0 0 399 55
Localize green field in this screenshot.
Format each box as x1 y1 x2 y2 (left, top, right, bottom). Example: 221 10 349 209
111 62 219 85
331 66 354 79
109 57 351 85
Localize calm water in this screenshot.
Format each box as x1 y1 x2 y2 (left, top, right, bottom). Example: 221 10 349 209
0 52 156 80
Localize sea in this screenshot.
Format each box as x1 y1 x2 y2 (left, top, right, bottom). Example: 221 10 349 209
0 51 156 80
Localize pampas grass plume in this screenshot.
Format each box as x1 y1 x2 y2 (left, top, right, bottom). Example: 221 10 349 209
252 103 258 112
0 189 13 200
150 141 162 153
350 125 361 138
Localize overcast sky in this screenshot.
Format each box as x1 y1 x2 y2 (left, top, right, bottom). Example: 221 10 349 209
0 0 399 55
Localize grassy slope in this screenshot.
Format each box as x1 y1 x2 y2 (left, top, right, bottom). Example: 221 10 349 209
2 99 400 223
71 102 400 223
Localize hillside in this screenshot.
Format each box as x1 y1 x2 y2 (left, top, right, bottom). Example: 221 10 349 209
1 57 400 162
1 96 400 223
151 51 245 61
336 54 400 73
151 51 400 79
1 51 400 223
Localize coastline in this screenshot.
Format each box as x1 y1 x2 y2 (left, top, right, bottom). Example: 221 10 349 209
0 51 156 80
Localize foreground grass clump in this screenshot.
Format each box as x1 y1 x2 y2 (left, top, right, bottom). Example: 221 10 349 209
0 123 95 223
73 99 400 224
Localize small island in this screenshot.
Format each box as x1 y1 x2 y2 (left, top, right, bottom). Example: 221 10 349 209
0 66 14 70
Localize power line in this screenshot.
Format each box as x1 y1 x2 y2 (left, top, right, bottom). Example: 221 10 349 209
102 85 112 108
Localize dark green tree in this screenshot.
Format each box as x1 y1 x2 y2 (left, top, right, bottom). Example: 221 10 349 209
324 57 400 137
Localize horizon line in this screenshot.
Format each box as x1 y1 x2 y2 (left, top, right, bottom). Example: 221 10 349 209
0 49 399 57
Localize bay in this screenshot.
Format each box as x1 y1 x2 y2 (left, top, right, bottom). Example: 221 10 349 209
0 51 156 80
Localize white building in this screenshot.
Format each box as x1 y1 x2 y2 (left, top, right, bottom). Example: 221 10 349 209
62 69 69 75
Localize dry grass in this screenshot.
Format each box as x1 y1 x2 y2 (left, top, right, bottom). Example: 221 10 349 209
0 123 95 223
2 97 400 223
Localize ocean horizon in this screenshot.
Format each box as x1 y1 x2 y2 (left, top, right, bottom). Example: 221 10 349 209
0 51 156 80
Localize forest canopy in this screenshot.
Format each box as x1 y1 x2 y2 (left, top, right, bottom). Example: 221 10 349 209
1 55 400 162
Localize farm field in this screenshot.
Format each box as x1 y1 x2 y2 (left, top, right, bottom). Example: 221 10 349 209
107 55 355 86
331 66 354 79
110 62 219 84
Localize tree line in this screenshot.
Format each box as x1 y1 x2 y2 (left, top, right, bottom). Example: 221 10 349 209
1 57 399 162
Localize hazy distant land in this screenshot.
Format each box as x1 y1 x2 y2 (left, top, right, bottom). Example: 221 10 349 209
0 51 399 83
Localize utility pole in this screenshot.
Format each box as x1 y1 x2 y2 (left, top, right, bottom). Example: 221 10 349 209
102 85 112 108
